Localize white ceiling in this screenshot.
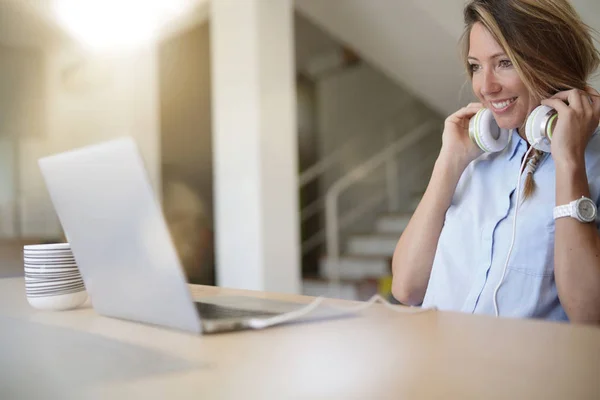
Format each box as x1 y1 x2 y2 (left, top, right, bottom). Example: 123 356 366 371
294 13 341 73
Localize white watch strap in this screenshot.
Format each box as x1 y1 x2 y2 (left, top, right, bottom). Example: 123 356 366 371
553 203 572 219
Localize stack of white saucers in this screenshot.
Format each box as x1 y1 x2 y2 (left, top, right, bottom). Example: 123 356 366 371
23 243 88 311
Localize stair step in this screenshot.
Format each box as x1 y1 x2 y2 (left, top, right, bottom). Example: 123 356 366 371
375 213 411 234
319 255 391 280
347 233 399 257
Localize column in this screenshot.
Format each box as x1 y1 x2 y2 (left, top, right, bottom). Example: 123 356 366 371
210 0 301 293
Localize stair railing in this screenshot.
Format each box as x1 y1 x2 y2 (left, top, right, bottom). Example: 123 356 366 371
324 121 438 286
299 101 426 256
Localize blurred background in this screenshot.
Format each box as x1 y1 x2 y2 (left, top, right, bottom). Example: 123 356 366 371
0 0 599 301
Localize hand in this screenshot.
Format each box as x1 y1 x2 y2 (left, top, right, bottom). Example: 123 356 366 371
440 102 484 167
542 87 600 165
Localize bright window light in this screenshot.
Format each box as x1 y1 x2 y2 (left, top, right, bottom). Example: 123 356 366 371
53 0 192 51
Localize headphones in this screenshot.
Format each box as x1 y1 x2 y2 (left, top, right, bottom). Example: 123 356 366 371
469 105 557 153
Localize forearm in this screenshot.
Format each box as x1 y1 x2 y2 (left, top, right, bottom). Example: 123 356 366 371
391 152 468 305
554 157 600 324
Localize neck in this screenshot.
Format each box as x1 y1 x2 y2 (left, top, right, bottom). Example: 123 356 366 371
516 127 527 142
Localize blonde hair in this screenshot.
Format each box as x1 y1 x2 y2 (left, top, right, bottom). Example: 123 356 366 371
461 0 600 198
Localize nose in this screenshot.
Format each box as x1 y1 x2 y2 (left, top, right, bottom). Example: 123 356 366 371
480 68 501 96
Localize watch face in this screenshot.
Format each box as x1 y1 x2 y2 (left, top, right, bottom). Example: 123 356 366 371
576 198 597 222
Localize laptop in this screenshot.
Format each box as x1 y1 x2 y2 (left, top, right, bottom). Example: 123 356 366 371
38 137 347 334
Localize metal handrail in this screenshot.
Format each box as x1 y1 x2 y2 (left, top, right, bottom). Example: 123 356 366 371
298 101 418 256
301 191 386 255
324 121 438 285
298 98 414 189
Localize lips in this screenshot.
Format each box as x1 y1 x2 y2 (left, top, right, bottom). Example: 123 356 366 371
490 97 517 111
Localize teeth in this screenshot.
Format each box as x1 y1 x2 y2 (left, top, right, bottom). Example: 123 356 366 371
491 98 516 109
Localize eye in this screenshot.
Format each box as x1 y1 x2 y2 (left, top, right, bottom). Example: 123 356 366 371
469 63 481 73
499 59 513 68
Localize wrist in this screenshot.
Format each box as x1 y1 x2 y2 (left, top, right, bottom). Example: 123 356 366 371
554 155 589 206
436 149 471 175
432 152 469 192
552 150 586 171
426 153 467 205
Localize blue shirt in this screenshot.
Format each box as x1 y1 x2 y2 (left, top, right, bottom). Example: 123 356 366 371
422 128 600 321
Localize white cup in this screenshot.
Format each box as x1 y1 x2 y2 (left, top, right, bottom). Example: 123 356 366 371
23 243 88 311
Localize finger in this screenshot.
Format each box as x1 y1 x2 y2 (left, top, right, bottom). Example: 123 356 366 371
584 86 600 118
566 89 584 112
584 85 599 99
578 89 594 116
567 88 595 122
552 89 589 114
550 90 571 102
447 103 483 119
541 98 571 115
451 105 483 120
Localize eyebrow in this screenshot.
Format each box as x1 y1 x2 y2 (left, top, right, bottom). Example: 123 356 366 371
467 52 507 61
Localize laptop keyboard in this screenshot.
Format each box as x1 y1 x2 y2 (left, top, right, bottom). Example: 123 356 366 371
195 302 280 320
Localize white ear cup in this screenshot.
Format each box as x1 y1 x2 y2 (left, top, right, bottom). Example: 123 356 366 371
525 105 555 153
468 108 510 152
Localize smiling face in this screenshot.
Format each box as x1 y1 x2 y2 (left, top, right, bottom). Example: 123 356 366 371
468 22 538 135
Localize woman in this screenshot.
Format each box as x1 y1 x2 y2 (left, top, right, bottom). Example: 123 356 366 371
391 0 600 323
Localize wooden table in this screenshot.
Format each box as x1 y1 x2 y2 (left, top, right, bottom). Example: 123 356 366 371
0 277 599 399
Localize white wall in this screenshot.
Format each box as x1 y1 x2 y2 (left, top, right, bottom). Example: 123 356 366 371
0 136 17 238
317 63 413 161
17 44 161 238
0 45 44 238
159 22 213 215
158 22 215 285
0 45 44 138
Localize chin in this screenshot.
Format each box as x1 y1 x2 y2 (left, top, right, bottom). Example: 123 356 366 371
496 122 519 130
494 116 523 131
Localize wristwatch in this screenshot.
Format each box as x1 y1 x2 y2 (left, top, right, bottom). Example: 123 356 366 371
553 196 597 223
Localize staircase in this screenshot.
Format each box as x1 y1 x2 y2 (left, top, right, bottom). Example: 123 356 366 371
303 196 420 301
297 84 440 301
294 12 442 301
297 100 440 301
321 210 413 278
